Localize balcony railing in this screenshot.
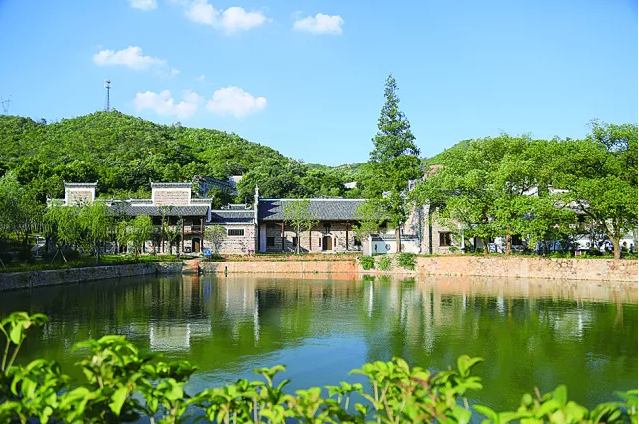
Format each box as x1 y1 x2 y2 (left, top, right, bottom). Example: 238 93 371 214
184 225 202 233
156 224 203 233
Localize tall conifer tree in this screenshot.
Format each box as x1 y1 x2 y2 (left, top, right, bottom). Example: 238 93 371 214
363 74 421 252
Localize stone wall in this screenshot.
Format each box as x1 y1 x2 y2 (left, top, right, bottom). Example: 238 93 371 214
416 256 638 282
263 222 362 253
0 262 183 292
201 260 359 274
205 224 256 254
200 256 637 282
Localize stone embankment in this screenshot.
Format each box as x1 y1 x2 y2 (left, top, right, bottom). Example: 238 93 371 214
201 256 638 283
0 262 182 292
415 256 637 282
1 256 635 292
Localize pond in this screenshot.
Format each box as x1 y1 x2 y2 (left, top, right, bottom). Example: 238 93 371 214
0 274 636 411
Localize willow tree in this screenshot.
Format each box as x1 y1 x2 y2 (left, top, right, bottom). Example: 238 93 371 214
43 203 83 263
78 201 111 264
362 74 421 252
117 216 153 258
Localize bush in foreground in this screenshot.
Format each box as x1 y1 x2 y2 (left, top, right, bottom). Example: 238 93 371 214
0 312 636 424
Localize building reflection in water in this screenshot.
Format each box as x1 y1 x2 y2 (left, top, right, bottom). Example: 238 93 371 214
0 273 635 409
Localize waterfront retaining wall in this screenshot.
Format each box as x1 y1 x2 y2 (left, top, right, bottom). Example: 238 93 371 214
0 262 183 292
416 256 637 282
200 260 360 274
200 257 638 282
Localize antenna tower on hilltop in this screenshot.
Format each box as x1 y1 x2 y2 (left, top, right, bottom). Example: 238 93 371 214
104 79 111 111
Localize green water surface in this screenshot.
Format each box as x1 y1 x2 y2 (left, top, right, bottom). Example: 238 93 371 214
0 274 636 411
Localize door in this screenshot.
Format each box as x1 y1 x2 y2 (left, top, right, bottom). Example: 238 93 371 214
192 238 200 252
322 236 332 251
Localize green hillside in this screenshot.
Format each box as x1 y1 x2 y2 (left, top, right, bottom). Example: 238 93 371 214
0 111 364 203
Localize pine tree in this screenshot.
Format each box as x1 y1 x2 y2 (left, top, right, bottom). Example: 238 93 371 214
364 74 421 252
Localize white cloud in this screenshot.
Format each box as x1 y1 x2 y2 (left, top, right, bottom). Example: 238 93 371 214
170 67 180 76
93 46 166 70
185 0 269 33
198 74 206 80
182 89 204 104
293 13 344 35
205 86 266 117
133 89 200 118
129 0 157 11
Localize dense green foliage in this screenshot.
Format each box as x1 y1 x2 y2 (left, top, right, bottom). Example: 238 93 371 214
378 255 392 271
396 252 416 270
360 255 375 270
414 122 638 259
0 311 636 424
0 111 360 203
553 121 638 259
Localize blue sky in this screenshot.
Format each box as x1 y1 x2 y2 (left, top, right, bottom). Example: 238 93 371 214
0 0 636 166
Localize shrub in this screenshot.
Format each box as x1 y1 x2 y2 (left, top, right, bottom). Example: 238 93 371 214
378 255 392 271
474 247 484 254
360 255 375 270
449 246 459 253
397 252 416 270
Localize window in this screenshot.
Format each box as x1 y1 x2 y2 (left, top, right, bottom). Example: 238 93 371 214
511 235 522 245
267 237 275 247
353 236 362 247
227 229 245 237
439 232 452 247
292 237 298 247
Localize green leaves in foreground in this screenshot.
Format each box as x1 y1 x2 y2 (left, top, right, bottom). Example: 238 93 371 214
0 311 636 424
474 385 638 424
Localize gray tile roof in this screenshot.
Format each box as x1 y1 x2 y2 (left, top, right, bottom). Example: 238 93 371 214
122 204 209 216
191 198 213 204
211 209 254 223
259 199 365 221
64 182 97 188
150 182 193 188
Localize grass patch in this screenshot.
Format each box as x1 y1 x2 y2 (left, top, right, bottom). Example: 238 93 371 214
0 254 190 273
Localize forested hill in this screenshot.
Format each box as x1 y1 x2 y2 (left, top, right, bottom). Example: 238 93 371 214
0 111 365 204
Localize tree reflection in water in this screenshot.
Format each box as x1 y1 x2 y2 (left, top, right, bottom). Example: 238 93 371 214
0 274 635 410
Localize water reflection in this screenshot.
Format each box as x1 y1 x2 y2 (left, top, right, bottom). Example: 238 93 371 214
0 274 636 410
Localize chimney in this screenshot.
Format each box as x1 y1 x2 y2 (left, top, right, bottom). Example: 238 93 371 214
253 185 260 225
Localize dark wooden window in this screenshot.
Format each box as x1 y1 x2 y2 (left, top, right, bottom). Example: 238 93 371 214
512 235 522 245
228 229 244 236
267 237 275 247
353 236 362 246
439 232 452 247
292 237 298 247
